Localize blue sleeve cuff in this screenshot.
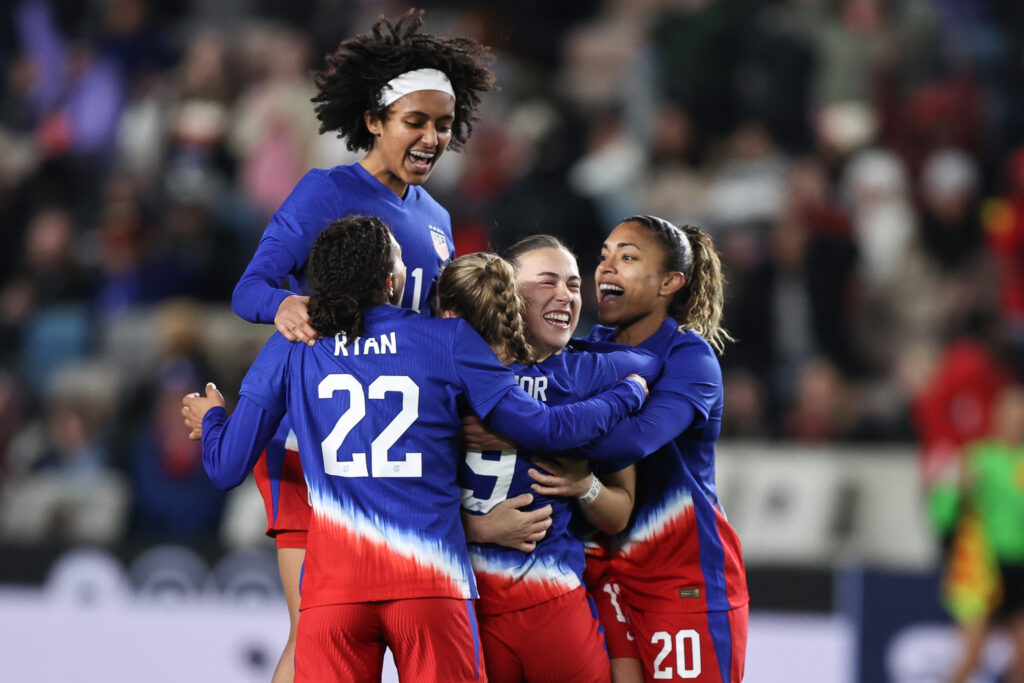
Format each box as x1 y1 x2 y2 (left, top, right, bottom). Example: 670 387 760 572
202 405 228 431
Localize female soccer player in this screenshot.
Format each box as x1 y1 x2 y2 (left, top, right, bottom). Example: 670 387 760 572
183 216 651 682
443 237 656 683
581 215 750 682
233 10 493 333
229 12 494 679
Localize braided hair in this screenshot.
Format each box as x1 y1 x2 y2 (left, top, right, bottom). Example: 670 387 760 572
312 9 495 153
623 215 734 354
437 253 534 365
307 215 394 341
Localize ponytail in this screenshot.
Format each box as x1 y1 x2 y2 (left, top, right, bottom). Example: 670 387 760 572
673 225 733 354
308 293 364 341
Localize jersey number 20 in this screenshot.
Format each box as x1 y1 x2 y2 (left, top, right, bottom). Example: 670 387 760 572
318 374 420 478
652 630 701 679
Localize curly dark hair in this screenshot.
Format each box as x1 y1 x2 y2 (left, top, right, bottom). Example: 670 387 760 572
307 215 394 340
312 9 495 153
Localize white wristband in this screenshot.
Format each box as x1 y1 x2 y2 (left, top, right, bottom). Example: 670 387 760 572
577 476 602 505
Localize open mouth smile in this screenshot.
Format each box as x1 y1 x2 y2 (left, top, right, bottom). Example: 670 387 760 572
542 311 571 328
597 282 624 304
406 149 437 173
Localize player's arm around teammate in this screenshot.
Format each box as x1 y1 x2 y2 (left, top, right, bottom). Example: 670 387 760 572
225 12 495 682
447 237 661 683
186 230 653 493
187 217 652 683
459 235 655 546
576 216 749 683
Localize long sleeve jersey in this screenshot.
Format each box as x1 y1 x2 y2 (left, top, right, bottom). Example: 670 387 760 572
586 320 748 615
460 346 661 616
200 306 647 610
232 162 454 322
231 162 455 522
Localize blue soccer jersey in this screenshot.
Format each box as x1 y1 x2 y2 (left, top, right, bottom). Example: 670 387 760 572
233 162 454 534
200 306 647 609
232 162 454 322
460 346 661 616
584 320 748 615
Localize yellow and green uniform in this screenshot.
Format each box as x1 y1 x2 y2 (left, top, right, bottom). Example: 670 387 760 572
943 440 1024 624
968 440 1024 564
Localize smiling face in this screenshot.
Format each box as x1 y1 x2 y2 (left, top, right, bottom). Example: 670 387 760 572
515 247 581 361
595 220 684 344
362 90 456 197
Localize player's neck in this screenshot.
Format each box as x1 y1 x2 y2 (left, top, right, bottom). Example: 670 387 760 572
614 311 667 347
359 156 409 198
529 341 564 364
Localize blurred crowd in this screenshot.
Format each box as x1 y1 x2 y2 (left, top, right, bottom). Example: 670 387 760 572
1 0 1023 546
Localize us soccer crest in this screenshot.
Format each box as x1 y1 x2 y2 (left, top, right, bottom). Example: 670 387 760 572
429 224 451 261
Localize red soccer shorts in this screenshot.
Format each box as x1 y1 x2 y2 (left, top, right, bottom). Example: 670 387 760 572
477 587 609 683
589 575 640 662
627 604 748 682
253 446 311 549
584 551 640 662
294 598 485 682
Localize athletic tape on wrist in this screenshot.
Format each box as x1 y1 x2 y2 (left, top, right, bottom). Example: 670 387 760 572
578 476 602 505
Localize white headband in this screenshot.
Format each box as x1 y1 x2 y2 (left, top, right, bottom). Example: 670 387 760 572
379 68 455 108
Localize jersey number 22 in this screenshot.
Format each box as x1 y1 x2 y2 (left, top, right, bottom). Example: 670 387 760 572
318 374 420 478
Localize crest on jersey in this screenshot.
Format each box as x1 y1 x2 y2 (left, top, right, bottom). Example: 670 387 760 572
429 225 451 261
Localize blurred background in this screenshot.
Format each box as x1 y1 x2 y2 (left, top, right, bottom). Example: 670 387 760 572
1 0 1022 680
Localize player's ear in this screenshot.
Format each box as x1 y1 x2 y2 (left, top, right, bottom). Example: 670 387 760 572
365 109 383 138
659 271 685 298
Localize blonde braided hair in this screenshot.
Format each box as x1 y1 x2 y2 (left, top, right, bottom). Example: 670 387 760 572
438 253 534 365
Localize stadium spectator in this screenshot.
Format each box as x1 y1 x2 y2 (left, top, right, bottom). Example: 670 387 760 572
130 359 225 541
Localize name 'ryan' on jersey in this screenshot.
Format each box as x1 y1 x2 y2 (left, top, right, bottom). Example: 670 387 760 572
230 162 455 535
199 306 649 610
